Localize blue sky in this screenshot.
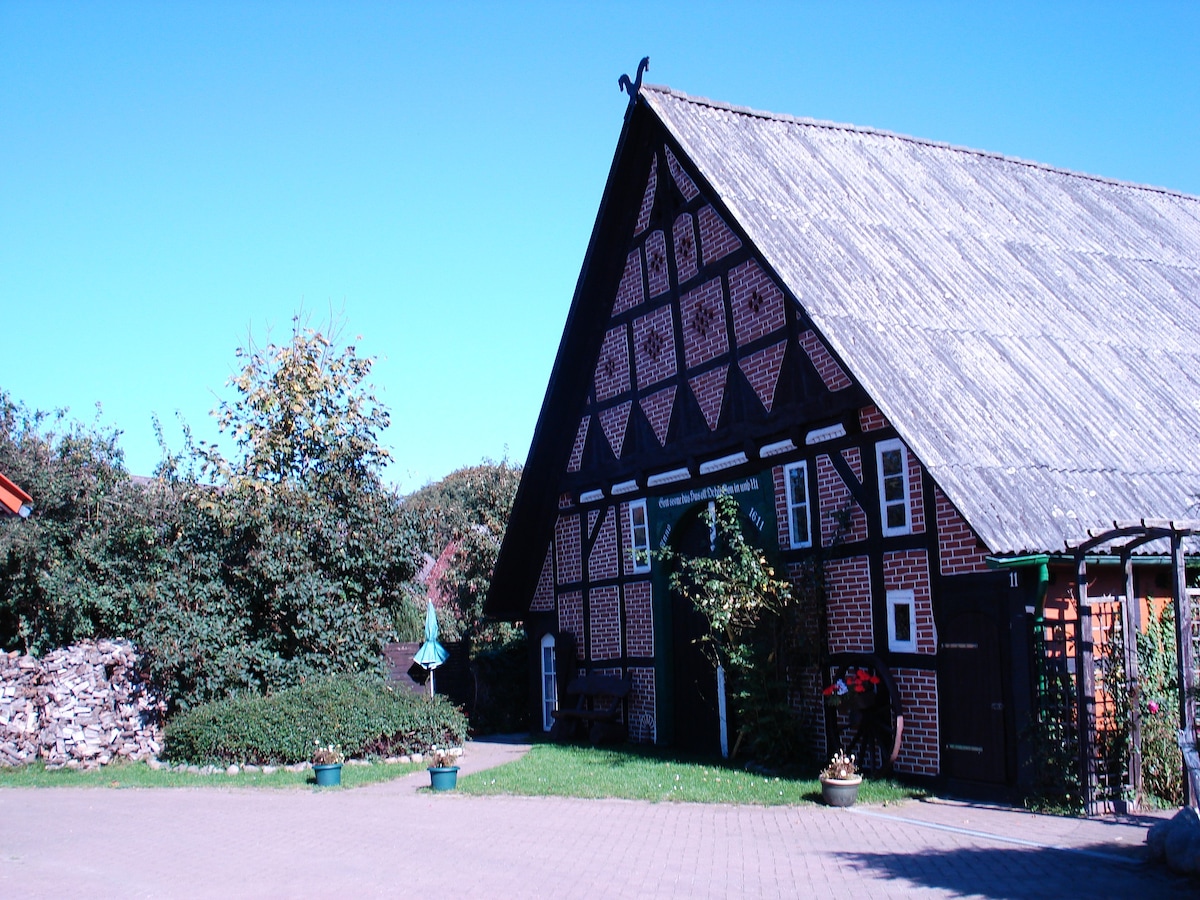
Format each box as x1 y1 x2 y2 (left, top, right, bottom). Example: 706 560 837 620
2 2 1197 492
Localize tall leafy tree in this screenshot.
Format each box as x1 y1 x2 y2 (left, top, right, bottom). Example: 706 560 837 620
142 317 419 708
203 323 391 491
402 461 522 645
1 319 422 712
0 393 162 654
400 460 526 732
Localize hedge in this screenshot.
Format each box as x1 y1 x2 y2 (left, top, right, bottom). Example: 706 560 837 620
163 674 468 765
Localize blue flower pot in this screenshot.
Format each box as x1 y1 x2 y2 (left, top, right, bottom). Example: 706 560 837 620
313 763 342 787
428 766 459 791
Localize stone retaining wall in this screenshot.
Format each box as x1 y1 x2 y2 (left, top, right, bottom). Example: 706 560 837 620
0 640 166 769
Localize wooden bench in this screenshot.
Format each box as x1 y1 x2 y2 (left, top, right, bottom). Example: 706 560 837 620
550 674 633 745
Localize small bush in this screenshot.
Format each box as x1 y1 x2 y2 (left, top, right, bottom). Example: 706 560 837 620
469 632 529 734
1139 605 1184 806
163 674 467 765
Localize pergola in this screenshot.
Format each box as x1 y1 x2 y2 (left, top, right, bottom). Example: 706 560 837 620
1068 519 1200 814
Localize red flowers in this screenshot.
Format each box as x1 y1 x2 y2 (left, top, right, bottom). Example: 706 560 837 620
823 667 881 706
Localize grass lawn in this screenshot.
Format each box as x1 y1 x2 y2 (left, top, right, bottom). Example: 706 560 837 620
458 742 924 806
2 745 926 806
0 759 424 790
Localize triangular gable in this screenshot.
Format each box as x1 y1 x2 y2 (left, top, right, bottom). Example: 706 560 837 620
487 91 872 617
558 109 866 484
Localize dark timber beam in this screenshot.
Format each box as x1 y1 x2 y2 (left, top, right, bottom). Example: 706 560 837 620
1171 531 1198 806
1121 551 1143 806
1074 553 1098 815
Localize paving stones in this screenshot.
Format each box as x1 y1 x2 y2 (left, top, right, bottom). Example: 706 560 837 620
0 738 1192 897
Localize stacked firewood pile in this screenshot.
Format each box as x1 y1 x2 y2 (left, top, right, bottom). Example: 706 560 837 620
0 640 166 768
0 652 39 766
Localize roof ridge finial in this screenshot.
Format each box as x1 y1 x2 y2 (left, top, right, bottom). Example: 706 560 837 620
618 57 650 104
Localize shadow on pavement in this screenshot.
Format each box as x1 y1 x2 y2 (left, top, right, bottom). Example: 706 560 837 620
835 843 1194 899
471 732 533 745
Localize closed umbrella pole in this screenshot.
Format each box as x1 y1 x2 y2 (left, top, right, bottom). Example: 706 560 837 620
413 600 448 695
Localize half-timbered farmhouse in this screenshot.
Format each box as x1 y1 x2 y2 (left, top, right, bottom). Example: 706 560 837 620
485 77 1200 800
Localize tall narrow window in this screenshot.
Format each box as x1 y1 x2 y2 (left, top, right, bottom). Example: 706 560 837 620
629 498 651 573
784 461 812 549
887 589 917 653
540 633 558 732
876 439 911 536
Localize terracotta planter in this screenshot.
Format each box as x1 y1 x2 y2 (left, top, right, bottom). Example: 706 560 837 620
820 774 862 807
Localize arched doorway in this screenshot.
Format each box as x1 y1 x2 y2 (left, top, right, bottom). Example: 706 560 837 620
668 502 721 755
666 499 767 756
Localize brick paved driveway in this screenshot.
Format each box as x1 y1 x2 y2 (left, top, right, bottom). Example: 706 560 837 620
0 742 1191 898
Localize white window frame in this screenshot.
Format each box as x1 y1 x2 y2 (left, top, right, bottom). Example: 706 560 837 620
783 460 813 549
540 633 558 732
629 498 651 573
886 589 917 653
876 438 912 537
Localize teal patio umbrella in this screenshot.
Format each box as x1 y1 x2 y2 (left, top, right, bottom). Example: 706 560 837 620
413 600 449 695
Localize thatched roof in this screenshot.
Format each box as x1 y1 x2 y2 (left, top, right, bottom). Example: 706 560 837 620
642 85 1200 555
486 84 1200 618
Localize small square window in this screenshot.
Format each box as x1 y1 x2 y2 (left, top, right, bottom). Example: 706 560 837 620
893 603 912 643
887 589 917 653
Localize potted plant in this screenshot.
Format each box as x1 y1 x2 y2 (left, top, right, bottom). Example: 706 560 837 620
312 743 344 787
819 749 861 807
427 747 460 791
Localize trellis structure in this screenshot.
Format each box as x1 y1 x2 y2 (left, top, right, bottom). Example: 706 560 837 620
1068 519 1200 814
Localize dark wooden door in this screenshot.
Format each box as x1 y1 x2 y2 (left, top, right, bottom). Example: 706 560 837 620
671 583 721 755
669 506 722 755
939 603 1009 784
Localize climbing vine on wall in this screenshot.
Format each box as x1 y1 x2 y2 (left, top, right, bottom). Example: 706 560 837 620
1138 603 1185 806
658 494 801 765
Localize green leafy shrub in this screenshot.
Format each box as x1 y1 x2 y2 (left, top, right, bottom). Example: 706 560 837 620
1138 604 1184 806
468 631 529 734
401 460 522 647
2 322 422 715
0 392 163 655
1023 634 1084 814
658 495 799 766
163 674 467 765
